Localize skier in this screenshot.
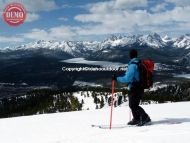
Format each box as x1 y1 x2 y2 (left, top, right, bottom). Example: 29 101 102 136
112 49 151 126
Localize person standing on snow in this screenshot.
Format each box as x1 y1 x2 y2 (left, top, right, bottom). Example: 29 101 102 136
112 49 151 126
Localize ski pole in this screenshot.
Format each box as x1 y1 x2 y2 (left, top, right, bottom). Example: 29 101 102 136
109 79 115 129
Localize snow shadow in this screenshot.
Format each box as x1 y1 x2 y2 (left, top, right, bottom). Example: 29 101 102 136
152 118 190 125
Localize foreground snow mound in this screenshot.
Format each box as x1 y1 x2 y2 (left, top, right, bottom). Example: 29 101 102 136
0 102 190 143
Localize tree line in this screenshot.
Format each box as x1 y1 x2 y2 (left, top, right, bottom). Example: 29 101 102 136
0 81 190 118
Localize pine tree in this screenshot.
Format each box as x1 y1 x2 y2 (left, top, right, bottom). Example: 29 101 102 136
100 96 104 108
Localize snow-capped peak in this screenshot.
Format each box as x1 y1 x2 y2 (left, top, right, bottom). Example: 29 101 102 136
100 33 165 49
162 35 173 42
173 34 190 49
136 33 164 48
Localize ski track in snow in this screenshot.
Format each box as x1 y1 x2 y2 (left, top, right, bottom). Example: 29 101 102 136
0 102 190 143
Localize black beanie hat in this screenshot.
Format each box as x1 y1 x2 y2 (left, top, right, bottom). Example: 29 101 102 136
129 49 138 59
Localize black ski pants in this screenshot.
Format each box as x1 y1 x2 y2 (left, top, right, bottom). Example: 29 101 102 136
128 88 149 121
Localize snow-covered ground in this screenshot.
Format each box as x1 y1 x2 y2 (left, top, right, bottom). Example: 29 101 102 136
62 58 126 68
0 102 190 143
73 81 102 87
174 74 190 79
148 82 168 91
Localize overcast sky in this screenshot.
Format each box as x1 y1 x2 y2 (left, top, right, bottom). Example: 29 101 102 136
0 0 190 47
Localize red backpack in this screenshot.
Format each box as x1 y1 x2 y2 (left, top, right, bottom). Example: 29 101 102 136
132 59 154 89
139 59 154 89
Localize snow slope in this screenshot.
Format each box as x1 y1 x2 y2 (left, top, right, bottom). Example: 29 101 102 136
0 102 190 143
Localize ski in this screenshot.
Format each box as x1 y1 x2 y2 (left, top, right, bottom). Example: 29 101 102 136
91 124 131 129
91 122 152 129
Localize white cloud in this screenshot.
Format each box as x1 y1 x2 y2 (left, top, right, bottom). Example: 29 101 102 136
15 0 190 42
23 0 58 12
0 36 24 43
22 3 190 41
0 0 57 23
58 17 68 21
1 0 190 44
76 11 149 35
0 0 58 12
25 13 40 22
114 0 147 9
74 0 190 36
49 26 76 40
85 0 147 14
150 3 168 12
165 0 190 6
22 26 76 41
152 6 190 24
22 29 50 40
74 0 150 35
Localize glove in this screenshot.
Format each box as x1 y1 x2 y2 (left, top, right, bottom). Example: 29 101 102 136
112 74 117 81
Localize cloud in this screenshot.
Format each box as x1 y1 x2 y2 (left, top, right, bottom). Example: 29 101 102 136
10 0 190 43
74 0 190 36
22 26 76 41
114 0 148 9
22 3 190 41
74 0 151 35
165 0 190 6
25 13 40 22
150 3 168 12
23 0 58 12
75 10 149 35
22 29 50 40
0 0 57 23
1 0 190 45
0 0 58 12
58 17 68 21
83 0 147 16
0 36 24 43
49 26 76 40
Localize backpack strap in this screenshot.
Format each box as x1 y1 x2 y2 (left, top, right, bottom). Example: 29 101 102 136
130 59 141 65
129 60 141 83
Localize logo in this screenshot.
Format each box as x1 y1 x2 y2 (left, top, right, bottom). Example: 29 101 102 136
2 3 27 26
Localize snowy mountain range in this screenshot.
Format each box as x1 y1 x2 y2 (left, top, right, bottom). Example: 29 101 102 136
1 33 190 67
1 33 190 55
